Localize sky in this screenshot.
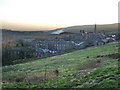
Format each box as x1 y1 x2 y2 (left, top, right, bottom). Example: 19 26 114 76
0 0 119 31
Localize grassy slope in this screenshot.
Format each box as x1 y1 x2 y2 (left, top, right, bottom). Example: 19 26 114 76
2 42 119 88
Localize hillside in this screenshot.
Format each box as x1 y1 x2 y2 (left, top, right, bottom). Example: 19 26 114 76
2 42 119 88
2 23 118 42
49 23 118 34
2 29 47 41
61 23 118 33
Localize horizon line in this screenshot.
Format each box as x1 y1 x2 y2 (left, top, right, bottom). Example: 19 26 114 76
1 22 118 31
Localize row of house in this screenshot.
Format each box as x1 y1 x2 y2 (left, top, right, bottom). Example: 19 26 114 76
2 32 118 65
30 32 117 54
31 39 75 52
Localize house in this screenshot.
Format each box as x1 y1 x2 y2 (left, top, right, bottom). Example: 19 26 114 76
31 39 75 52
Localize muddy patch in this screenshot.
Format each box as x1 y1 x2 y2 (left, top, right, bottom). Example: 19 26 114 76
2 76 25 83
79 60 101 70
94 53 120 59
74 60 101 77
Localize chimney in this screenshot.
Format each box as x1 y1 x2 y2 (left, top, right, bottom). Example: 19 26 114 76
94 24 97 33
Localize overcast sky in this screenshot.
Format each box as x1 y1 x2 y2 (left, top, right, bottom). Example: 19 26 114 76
0 0 119 31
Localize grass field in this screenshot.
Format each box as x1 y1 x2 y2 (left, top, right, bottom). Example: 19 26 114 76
2 42 119 89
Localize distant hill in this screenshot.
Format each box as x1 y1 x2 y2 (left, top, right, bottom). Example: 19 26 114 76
62 23 118 33
2 29 48 41
50 23 118 34
1 23 118 41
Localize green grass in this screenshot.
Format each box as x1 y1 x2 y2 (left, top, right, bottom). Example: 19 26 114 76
2 42 119 88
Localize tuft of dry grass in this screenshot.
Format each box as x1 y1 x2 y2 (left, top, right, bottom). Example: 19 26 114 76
24 70 59 82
